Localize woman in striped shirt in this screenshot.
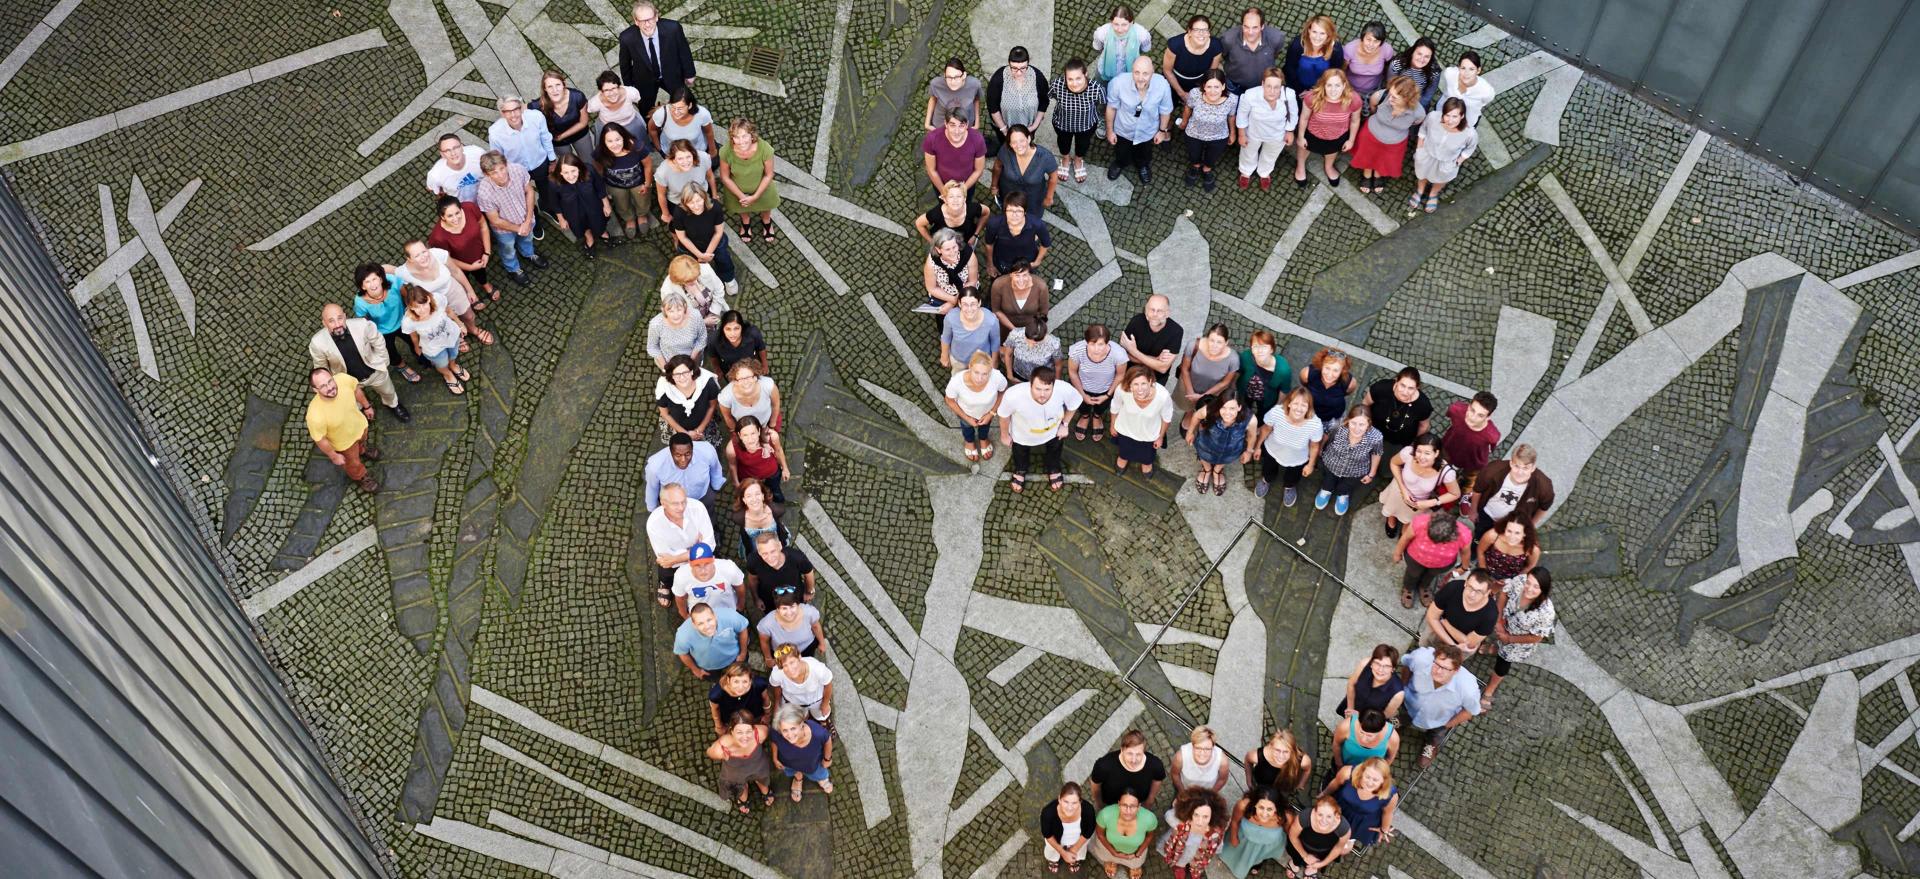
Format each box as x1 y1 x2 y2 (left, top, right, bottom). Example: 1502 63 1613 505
1382 38 1441 110
1292 69 1362 188
1254 387 1324 506
1067 323 1129 440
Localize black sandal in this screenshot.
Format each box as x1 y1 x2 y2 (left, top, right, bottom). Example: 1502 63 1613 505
737 219 754 242
759 218 778 241
1048 472 1065 491
1010 473 1027 493
655 585 672 607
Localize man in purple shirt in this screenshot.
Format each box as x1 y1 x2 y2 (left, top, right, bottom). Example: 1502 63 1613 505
921 108 987 196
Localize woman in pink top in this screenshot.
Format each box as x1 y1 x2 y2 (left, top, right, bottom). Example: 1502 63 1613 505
1391 510 1471 608
1292 69 1362 187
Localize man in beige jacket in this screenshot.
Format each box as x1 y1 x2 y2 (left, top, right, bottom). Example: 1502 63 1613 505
309 303 410 422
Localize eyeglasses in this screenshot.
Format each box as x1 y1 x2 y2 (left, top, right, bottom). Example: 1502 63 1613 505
671 370 694 378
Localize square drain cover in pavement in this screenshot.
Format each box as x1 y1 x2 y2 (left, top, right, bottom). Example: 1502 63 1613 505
743 46 782 78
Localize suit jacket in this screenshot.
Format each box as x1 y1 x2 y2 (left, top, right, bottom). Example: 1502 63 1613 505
1471 458 1554 524
309 319 390 375
618 19 696 101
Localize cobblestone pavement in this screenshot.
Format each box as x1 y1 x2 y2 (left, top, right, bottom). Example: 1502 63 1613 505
7 0 1920 876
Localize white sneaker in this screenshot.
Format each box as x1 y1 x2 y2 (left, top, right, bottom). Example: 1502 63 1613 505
911 297 945 314
723 279 739 297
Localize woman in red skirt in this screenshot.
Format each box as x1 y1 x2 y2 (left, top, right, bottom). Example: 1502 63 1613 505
1350 77 1427 194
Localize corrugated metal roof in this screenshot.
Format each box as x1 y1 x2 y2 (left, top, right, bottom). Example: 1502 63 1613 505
0 177 387 878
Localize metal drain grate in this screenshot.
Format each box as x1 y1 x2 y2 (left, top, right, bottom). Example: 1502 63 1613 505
742 46 782 78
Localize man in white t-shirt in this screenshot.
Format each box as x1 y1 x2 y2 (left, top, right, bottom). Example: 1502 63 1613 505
425 134 486 202
647 483 714 608
996 364 1083 492
672 542 745 618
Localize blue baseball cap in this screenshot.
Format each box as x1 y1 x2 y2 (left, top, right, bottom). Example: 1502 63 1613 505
688 542 715 561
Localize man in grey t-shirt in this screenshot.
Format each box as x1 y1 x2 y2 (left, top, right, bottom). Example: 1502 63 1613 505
1220 9 1286 94
926 56 983 129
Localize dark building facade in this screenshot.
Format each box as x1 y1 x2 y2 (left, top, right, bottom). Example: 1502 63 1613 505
0 179 387 878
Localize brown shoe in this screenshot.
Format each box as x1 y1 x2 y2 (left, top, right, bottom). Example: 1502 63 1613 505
357 476 380 493
360 445 380 461
1417 744 1436 769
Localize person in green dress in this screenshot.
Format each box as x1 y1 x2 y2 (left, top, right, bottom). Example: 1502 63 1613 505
717 117 781 243
1218 788 1289 878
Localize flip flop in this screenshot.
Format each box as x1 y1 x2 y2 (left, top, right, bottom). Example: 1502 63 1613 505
818 780 833 794
488 286 500 301
452 364 471 382
789 779 803 802
964 446 980 461
446 379 465 395
979 444 993 460
476 328 496 345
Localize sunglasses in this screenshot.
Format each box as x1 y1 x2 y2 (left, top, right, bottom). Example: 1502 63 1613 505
773 585 798 595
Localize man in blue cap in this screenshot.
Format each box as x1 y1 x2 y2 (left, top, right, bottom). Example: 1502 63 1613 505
672 542 746 618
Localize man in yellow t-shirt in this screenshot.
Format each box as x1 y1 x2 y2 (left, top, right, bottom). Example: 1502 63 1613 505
307 367 380 491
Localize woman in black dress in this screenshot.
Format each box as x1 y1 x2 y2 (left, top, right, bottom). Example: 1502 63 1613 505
542 154 608 258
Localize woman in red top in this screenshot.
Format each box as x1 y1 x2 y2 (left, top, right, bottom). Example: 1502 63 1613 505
1390 510 1471 608
725 416 793 503
427 196 495 307
1291 68 1361 188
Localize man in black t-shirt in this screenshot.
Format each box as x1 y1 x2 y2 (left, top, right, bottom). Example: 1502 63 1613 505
1363 366 1434 450
1086 729 1167 807
744 532 815 611
1120 293 1184 383
1422 568 1497 654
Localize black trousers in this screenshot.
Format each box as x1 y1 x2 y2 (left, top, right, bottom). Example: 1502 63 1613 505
1055 126 1095 157
1319 470 1363 498
1259 455 1305 486
1113 135 1154 171
381 328 429 369
1011 438 1064 473
1185 136 1228 167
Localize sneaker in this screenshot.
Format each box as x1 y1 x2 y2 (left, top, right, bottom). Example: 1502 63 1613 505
1106 164 1123 180
1184 168 1199 187
1254 480 1271 498
1314 490 1332 510
911 296 946 314
528 253 551 270
1417 744 1436 769
1283 486 1298 506
1202 171 1216 192
1334 495 1350 515
1138 166 1152 184
388 404 412 424
510 270 533 287
1260 176 1272 191
1238 174 1250 189
724 279 739 297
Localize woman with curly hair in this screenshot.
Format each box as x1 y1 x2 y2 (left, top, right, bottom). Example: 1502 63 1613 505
1156 786 1229 879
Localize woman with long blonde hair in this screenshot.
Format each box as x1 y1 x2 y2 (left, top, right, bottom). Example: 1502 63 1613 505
1292 68 1362 187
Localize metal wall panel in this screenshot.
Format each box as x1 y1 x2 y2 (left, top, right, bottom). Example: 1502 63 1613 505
0 175 387 878
1448 0 1920 235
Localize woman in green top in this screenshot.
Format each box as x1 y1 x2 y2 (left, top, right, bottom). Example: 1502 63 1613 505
718 117 781 243
1092 792 1159 878
1238 329 1290 420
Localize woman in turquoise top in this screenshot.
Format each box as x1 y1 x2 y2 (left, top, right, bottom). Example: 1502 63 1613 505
353 263 421 382
1324 757 1399 850
1330 709 1398 768
1218 788 1288 878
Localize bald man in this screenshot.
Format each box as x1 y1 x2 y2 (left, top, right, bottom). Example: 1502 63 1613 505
1120 293 1183 383
310 303 409 422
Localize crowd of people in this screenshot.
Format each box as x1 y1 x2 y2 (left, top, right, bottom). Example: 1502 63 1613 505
294 1 1557 872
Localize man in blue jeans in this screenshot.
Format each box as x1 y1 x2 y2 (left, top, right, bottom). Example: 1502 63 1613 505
475 151 548 286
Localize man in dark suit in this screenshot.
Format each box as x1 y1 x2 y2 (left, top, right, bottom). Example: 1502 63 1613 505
618 1 696 122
